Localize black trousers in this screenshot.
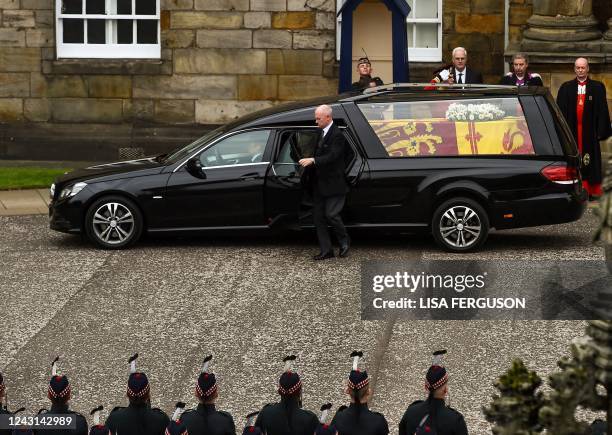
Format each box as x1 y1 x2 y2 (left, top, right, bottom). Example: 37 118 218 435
313 190 349 253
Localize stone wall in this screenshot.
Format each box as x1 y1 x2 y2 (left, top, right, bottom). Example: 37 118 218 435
507 0 532 47
410 0 506 84
504 0 612 118
0 0 337 159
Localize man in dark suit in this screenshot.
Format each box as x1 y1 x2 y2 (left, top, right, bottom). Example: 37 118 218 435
432 47 483 85
500 52 543 86
299 105 350 260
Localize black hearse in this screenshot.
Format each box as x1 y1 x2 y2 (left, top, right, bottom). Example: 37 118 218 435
49 84 586 252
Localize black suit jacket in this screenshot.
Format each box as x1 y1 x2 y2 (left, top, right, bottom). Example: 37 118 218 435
312 123 349 197
455 68 482 84
433 66 482 84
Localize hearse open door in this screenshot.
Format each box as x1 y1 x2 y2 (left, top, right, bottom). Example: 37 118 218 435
265 124 365 228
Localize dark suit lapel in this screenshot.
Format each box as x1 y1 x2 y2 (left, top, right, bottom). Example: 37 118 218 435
321 123 335 147
467 69 477 84
316 130 324 148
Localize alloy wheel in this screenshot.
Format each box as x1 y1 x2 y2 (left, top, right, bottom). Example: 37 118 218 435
91 202 135 245
438 205 482 249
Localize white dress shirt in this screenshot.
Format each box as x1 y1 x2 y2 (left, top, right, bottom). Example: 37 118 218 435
314 121 333 165
455 68 466 84
322 121 333 139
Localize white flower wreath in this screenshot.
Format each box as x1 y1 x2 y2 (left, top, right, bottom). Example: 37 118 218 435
445 103 506 121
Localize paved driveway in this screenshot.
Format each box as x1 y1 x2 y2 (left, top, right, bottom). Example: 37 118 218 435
0 211 604 433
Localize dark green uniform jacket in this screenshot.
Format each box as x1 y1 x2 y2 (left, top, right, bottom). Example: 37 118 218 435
332 403 388 435
255 397 318 435
105 402 169 435
180 403 235 435
37 403 88 435
399 399 468 435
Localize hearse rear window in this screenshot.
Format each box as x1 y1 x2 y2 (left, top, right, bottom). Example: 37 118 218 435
357 98 535 157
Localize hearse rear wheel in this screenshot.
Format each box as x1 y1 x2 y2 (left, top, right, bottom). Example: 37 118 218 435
432 197 489 253
85 195 143 249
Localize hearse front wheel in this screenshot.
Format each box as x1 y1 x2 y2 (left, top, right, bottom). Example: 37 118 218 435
432 197 489 253
85 195 143 249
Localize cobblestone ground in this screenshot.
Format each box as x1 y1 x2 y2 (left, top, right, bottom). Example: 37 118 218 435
0 211 604 433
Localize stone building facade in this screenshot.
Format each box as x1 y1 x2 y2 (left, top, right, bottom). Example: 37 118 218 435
410 0 506 84
0 0 609 160
504 0 612 119
0 0 338 159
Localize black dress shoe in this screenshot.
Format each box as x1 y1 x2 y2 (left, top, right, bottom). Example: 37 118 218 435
339 245 350 258
313 251 335 260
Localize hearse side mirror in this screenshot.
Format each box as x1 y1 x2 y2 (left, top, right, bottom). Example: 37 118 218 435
186 157 206 179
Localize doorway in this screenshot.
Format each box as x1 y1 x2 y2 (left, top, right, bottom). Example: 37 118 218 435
352 0 393 84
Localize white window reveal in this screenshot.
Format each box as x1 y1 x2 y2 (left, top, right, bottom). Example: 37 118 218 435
406 0 442 62
56 0 160 59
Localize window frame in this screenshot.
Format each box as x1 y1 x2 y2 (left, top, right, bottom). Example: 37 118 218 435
55 0 161 59
275 129 320 164
196 129 274 169
356 96 538 158
406 0 442 62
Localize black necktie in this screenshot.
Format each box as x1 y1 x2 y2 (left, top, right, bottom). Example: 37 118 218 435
458 72 463 84
318 130 325 147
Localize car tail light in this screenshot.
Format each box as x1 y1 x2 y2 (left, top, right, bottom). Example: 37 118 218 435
540 163 579 185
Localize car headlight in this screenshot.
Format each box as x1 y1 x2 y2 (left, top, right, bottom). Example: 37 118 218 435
49 183 55 199
59 182 87 200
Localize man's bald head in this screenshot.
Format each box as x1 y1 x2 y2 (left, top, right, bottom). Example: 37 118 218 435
315 104 333 129
315 104 332 116
575 57 589 68
574 57 589 81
